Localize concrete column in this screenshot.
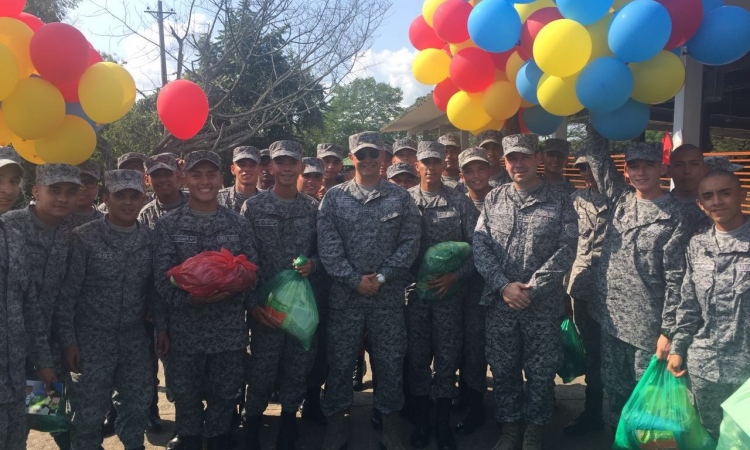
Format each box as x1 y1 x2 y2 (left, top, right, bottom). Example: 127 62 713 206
553 117 568 139
672 54 704 148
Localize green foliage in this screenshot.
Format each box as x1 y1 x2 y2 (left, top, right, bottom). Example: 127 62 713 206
23 0 80 22
98 95 163 162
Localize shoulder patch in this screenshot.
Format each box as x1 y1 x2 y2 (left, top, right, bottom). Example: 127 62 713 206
565 223 578 238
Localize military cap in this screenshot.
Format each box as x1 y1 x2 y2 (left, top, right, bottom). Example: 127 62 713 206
117 152 149 169
0 146 23 171
260 149 271 160
502 134 539 157
269 140 303 160
475 130 503 148
302 157 324 175
104 169 145 194
349 131 383 153
184 150 221 170
438 134 461 148
573 156 589 167
145 153 180 174
459 147 490 169
417 141 446 161
317 143 345 160
232 146 261 164
383 143 393 155
77 160 101 180
624 142 662 163
36 163 82 186
704 155 744 172
393 138 418 155
542 138 571 156
387 162 418 180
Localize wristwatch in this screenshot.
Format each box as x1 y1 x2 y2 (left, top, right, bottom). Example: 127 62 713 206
376 273 386 285
660 328 673 340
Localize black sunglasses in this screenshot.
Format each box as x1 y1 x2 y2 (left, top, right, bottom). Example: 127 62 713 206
354 148 380 160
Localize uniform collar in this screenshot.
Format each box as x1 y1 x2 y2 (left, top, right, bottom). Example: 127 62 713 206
341 179 387 204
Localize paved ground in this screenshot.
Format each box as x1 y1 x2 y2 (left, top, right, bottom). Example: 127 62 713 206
29 357 615 450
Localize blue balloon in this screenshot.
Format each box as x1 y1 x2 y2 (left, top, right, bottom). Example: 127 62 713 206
700 0 723 15
575 57 633 113
66 102 103 133
688 6 750 66
558 0 613 25
590 99 650 141
468 0 522 53
515 60 543 105
608 0 672 62
522 106 564 136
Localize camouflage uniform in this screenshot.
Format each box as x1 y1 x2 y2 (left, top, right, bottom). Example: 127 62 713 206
98 153 152 214
438 134 462 190
670 220 750 438
673 196 712 233
241 141 321 416
138 191 190 230
67 161 105 229
475 131 512 188
218 146 261 213
317 132 421 416
54 170 154 450
153 151 258 439
581 127 692 424
473 135 578 426
541 139 577 195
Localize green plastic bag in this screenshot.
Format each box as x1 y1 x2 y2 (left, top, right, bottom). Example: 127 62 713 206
557 316 586 383
25 380 69 433
614 355 716 450
717 378 750 450
258 256 319 350
416 241 472 301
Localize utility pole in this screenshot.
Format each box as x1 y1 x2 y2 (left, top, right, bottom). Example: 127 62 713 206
145 1 175 87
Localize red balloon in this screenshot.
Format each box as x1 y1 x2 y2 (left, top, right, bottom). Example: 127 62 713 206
656 0 703 49
442 44 453 57
489 49 514 71
449 47 495 93
157 80 209 140
433 0 473 44
409 15 445 50
30 23 90 85
520 8 563 60
54 46 104 102
16 12 44 31
433 78 460 112
0 0 25 17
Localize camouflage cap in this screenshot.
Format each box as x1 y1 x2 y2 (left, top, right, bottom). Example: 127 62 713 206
302 157 324 175
542 138 571 156
475 130 503 148
393 138 418 155
145 153 180 174
704 155 744 172
438 133 461 148
383 143 393 155
459 147 490 169
269 140 303 160
184 150 221 170
232 146 261 164
260 149 271 160
117 152 149 169
0 146 23 171
77 160 102 180
349 131 383 153
624 142 662 163
573 156 589 167
36 163 82 186
417 141 446 161
387 162 418 180
104 169 145 194
317 143 345 160
502 134 539 156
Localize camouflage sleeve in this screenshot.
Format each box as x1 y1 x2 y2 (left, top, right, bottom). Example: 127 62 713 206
661 216 691 335
472 200 509 295
23 278 52 370
239 216 258 308
582 123 628 202
455 198 480 282
378 197 422 282
153 220 191 308
317 194 361 290
53 233 87 349
670 249 702 358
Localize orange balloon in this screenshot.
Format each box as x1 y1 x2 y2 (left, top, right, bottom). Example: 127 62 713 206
0 18 35 78
35 115 97 165
12 138 44 164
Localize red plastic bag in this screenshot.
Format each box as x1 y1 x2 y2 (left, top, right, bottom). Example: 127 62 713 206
166 248 258 297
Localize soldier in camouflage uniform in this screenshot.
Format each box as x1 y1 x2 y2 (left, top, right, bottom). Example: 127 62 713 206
393 138 419 169
54 170 154 450
0 147 23 215
380 143 394 180
473 134 578 450
298 157 325 199
438 134 462 190
153 151 258 450
668 144 711 232
540 139 576 194
474 131 511 188
406 141 478 450
387 163 419 190
257 149 273 192
139 153 189 229
581 125 692 428
667 170 750 439
68 161 104 228
318 131 421 450
98 153 152 214
241 141 321 450
318 143 345 193
217 146 261 213
563 155 608 436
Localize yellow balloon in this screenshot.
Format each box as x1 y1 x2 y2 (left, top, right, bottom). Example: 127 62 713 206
79 62 137 125
0 18 34 78
423 0 449 27
12 138 44 165
534 19 592 78
471 117 505 136
483 81 521 121
35 116 97 165
515 0 556 22
0 44 19 102
449 39 477 56
586 13 614 63
630 51 686 105
0 110 16 146
447 91 491 131
412 48 451 85
2 78 65 140
537 73 584 116
505 52 525 87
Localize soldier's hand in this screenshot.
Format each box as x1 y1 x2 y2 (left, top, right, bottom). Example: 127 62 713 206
427 272 458 299
157 331 170 356
357 274 380 298
253 306 277 329
190 291 230 305
36 368 57 394
63 346 82 374
145 309 155 324
294 259 315 278
502 283 532 310
667 354 686 378
656 334 671 360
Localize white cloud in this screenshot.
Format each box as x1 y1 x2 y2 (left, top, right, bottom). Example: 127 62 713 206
351 47 432 107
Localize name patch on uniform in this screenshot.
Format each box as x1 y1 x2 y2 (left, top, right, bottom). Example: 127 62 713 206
216 235 239 243
255 219 278 227
93 252 116 260
435 211 457 219
693 262 714 271
172 235 197 244
737 263 750 272
338 198 356 206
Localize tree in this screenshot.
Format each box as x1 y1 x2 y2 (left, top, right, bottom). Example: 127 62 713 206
23 0 81 22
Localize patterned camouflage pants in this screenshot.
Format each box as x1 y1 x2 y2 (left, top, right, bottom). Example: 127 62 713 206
485 307 562 426
244 315 317 415
600 332 651 425
0 400 27 450
689 375 740 440
322 306 406 416
67 334 152 450
461 278 487 393
573 298 603 415
169 349 244 438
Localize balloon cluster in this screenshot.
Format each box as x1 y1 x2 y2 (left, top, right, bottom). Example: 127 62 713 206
410 0 750 140
0 1 136 165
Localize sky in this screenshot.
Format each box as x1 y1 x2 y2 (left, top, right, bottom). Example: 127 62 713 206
69 1 431 106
